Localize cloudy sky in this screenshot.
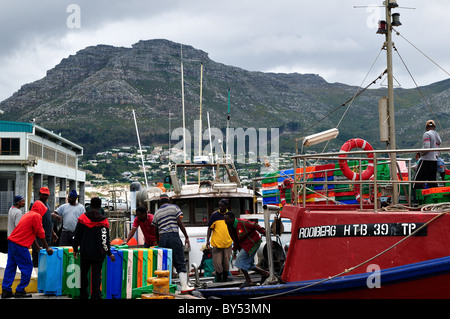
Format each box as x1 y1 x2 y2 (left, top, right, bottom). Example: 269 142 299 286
0 0 449 102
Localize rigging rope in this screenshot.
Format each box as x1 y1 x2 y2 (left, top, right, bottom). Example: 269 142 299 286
393 28 450 78
393 44 447 142
392 28 450 142
280 49 386 154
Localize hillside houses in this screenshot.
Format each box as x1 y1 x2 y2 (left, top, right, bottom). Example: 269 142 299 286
82 145 295 187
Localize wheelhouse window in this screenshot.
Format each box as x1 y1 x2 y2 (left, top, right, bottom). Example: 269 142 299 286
0 138 20 155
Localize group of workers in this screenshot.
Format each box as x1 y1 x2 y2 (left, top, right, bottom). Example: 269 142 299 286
2 189 268 298
2 119 438 299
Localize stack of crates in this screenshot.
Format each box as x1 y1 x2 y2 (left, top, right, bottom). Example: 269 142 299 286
38 246 173 299
333 161 357 204
105 246 174 299
444 169 450 186
262 172 280 205
416 186 450 205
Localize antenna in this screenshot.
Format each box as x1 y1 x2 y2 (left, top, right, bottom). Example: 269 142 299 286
207 111 216 178
226 88 230 163
132 109 148 188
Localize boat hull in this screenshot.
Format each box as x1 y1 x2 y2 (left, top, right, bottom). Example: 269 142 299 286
197 255 450 299
198 205 450 299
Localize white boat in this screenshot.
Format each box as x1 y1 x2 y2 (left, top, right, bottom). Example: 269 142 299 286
132 161 257 271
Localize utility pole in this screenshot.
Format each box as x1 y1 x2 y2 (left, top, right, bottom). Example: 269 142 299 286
384 0 399 204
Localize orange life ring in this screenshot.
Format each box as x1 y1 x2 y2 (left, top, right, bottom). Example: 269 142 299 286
338 138 374 181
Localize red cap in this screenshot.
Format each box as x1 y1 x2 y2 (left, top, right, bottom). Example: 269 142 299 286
40 187 50 195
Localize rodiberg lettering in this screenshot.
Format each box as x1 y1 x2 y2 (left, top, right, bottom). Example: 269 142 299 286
298 223 427 239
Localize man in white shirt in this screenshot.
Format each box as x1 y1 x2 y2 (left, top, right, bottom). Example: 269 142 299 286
414 120 442 190
7 195 25 236
52 189 85 246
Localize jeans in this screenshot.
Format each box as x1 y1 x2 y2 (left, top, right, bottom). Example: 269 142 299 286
1 241 33 293
159 232 186 273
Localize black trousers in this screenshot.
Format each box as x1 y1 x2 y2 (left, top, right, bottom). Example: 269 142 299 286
80 256 104 299
414 160 438 190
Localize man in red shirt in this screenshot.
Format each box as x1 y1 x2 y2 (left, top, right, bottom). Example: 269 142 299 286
125 206 157 247
1 201 53 298
224 212 269 288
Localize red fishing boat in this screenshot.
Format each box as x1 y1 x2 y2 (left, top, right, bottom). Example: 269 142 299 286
196 1 450 299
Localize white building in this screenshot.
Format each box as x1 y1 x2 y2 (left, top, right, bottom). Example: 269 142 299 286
0 120 85 232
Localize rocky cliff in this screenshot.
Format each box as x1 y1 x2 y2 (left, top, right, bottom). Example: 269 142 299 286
1 39 449 156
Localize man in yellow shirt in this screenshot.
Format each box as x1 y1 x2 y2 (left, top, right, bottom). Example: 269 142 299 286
206 199 232 282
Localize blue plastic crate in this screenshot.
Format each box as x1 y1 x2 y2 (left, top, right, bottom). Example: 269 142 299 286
38 247 63 295
106 248 123 299
263 196 279 204
262 189 279 195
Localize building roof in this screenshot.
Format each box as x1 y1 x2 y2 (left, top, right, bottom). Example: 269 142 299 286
0 120 33 133
0 120 83 155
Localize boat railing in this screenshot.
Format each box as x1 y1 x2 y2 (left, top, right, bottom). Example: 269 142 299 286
293 147 450 211
251 147 450 212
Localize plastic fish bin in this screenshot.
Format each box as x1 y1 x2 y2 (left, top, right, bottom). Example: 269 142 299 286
120 249 134 299
134 249 148 288
106 248 123 299
66 252 80 299
61 247 73 295
38 247 63 295
156 248 173 284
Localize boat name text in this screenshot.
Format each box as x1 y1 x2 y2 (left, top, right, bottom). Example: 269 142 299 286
297 223 427 239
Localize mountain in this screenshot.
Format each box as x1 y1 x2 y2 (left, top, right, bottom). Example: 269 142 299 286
1 39 450 156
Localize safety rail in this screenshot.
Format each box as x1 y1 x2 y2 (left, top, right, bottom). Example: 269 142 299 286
291 147 450 211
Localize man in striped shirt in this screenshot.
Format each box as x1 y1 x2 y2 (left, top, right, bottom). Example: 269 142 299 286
152 194 193 293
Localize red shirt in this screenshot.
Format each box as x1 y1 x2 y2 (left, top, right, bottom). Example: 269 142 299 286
132 213 157 245
8 201 47 248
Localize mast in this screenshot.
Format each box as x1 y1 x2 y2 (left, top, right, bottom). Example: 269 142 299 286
132 109 148 188
226 88 230 163
384 0 399 204
180 44 188 184
180 44 187 165
198 62 203 157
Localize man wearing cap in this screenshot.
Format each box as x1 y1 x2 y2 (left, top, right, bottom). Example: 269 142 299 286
206 198 233 282
7 195 25 236
52 189 85 246
30 187 55 266
414 120 442 190
1 201 53 298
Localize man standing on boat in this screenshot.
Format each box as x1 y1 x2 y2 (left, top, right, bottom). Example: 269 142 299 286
206 198 233 282
414 120 442 190
152 194 194 293
224 212 269 288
